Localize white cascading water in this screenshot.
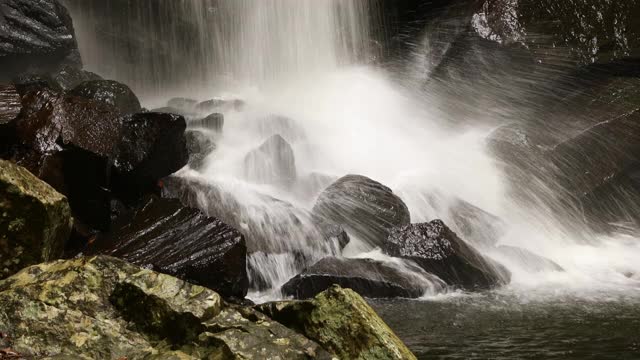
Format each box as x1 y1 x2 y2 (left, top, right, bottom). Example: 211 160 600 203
70 0 640 301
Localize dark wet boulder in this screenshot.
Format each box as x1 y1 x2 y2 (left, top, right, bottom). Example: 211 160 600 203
313 175 411 248
0 85 21 125
0 0 82 81
53 65 102 91
112 112 188 202
282 257 443 299
257 285 417 360
6 89 122 231
0 159 72 279
244 134 297 186
384 220 510 290
189 112 224 132
185 129 215 170
90 196 248 299
0 256 332 359
69 80 141 115
492 245 563 273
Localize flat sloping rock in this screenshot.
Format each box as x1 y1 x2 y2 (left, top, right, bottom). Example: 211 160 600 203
93 196 249 299
0 159 71 279
282 257 444 299
384 220 510 290
313 174 411 248
258 285 418 360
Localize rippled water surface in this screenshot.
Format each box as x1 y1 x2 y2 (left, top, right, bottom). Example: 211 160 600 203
372 292 640 359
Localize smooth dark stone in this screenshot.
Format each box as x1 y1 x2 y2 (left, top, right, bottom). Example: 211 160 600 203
312 174 411 248
0 0 82 80
69 80 141 115
244 134 297 186
282 257 442 299
384 220 511 290
112 112 188 202
91 196 249 299
190 113 224 132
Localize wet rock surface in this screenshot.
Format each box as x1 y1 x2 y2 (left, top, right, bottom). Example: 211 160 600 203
0 160 71 279
474 0 640 67
0 256 389 359
258 285 418 360
52 65 102 91
384 220 510 290
112 112 188 201
244 134 297 186
69 79 141 114
90 196 249 299
313 174 411 248
282 257 442 299
0 0 82 80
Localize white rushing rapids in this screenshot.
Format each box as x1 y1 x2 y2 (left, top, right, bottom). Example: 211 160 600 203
69 0 640 302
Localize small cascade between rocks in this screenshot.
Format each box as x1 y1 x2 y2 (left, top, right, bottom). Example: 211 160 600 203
65 0 640 303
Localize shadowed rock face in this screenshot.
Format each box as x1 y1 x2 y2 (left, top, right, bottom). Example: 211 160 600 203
90 196 249 299
384 220 510 290
185 129 215 170
282 257 444 299
313 174 411 248
0 0 82 80
475 0 640 67
6 89 121 231
69 80 141 115
0 159 72 279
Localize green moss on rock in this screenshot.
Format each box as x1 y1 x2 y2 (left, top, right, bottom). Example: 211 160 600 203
0 159 72 279
257 285 417 360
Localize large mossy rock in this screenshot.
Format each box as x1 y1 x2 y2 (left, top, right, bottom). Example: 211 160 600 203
384 220 510 290
313 175 411 248
0 160 71 279
258 285 417 360
0 0 82 81
0 256 333 359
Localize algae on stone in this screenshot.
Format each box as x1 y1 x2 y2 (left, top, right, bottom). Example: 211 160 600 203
0 159 72 279
257 285 417 360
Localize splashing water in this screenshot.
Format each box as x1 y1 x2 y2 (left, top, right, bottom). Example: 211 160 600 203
68 0 640 301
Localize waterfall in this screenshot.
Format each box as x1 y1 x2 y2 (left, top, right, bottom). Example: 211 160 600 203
65 0 640 301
